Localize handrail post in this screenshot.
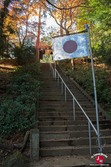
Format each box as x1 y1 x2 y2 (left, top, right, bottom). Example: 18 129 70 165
53 66 55 78
58 74 59 85
73 98 75 121
65 86 67 102
54 67 56 80
61 81 63 94
88 121 92 155
54 62 56 80
54 69 56 80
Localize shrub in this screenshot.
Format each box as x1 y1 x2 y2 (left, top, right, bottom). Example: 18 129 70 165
0 62 41 137
14 46 36 65
60 61 111 117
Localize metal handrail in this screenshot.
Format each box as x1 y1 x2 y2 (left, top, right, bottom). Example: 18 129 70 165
50 63 101 154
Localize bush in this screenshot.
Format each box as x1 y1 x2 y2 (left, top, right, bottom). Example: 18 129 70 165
0 63 41 137
60 61 111 116
14 46 36 65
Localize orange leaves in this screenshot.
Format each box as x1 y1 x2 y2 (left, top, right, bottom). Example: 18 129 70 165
2 0 46 48
49 0 86 34
0 2 4 9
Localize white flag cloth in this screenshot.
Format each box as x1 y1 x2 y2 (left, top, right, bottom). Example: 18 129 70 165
52 32 89 61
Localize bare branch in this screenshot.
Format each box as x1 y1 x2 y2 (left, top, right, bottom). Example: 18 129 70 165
45 0 87 10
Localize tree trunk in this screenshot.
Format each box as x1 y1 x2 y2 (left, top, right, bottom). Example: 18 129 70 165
35 7 41 62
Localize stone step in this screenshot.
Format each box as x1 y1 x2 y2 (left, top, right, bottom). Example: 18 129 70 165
39 101 95 106
40 97 65 101
40 106 95 111
39 116 103 122
39 112 103 119
40 99 92 103
40 95 89 101
39 111 102 117
41 90 61 94
41 94 89 101
39 111 72 115
39 64 111 158
42 92 88 99
42 89 85 93
40 129 111 140
42 89 61 92
40 146 96 157
39 111 93 116
39 115 73 121
39 125 88 132
39 115 104 121
40 144 111 157
39 108 96 112
39 120 75 126
39 119 109 126
40 136 111 147
39 123 111 132
39 101 94 108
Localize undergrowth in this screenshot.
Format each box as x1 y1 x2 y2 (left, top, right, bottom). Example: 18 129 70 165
0 63 41 138
59 60 111 117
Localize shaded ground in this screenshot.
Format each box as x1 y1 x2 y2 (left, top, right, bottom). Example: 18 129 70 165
30 154 111 167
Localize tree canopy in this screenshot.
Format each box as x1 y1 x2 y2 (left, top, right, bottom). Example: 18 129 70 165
78 0 111 64
0 0 110 64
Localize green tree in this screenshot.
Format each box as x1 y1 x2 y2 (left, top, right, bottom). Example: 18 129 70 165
77 0 111 64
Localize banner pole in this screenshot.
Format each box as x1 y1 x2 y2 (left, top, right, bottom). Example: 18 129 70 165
85 24 101 153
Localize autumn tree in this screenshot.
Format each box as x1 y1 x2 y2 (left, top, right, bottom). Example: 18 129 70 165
3 0 47 61
4 1 35 47
42 0 86 35
0 0 14 57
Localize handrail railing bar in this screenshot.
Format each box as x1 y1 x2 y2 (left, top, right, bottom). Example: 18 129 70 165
49 63 101 154
50 63 55 78
73 98 75 121
55 68 98 135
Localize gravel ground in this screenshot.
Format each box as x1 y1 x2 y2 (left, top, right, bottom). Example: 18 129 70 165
30 154 111 167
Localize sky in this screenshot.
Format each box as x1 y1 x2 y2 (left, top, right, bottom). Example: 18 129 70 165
45 15 58 28
43 14 59 36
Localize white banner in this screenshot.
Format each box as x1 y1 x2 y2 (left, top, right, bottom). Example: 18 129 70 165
52 32 89 61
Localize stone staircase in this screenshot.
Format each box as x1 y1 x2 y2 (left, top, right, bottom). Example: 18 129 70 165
39 63 111 157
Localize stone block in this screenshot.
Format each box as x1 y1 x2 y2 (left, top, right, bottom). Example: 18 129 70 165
30 129 39 161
